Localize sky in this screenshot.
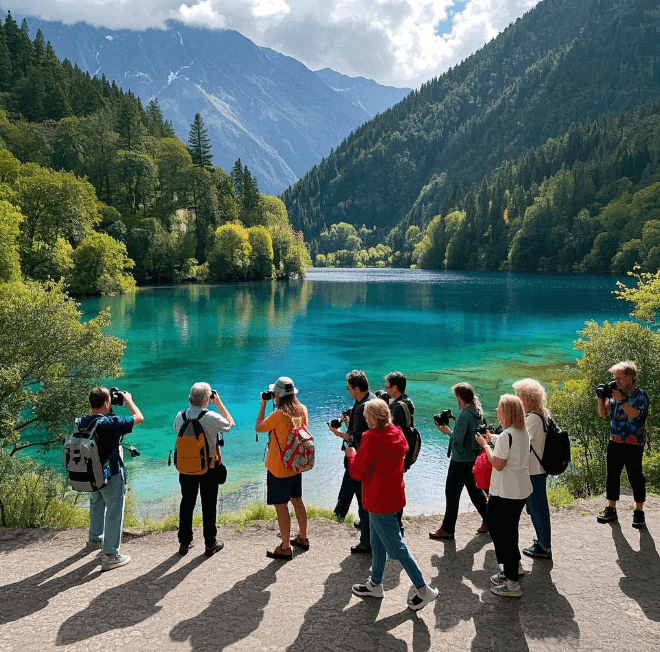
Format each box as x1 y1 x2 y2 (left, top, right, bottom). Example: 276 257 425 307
10 0 541 89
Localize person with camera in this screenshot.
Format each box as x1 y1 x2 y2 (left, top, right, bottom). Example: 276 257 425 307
255 376 309 560
384 371 415 535
475 394 532 598
346 398 438 610
429 382 489 540
84 387 143 571
513 378 553 559
596 361 649 528
329 370 375 554
174 382 235 557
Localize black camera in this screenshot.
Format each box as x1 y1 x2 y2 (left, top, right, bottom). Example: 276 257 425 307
261 390 275 400
433 409 456 427
329 408 351 429
476 423 503 435
125 444 141 458
374 390 391 404
109 387 125 407
596 379 618 399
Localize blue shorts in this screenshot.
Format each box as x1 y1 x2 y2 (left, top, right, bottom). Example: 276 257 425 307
266 470 302 505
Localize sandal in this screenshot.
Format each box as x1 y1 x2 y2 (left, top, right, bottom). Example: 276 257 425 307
291 536 310 551
266 544 292 560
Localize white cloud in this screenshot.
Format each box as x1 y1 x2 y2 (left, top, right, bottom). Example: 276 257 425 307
12 0 541 88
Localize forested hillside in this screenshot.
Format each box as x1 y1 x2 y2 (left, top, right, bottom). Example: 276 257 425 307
283 0 660 272
0 12 310 294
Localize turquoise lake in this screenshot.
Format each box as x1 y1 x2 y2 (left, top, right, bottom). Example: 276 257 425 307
75 269 628 517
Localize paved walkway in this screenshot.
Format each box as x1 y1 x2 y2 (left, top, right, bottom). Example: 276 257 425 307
1 496 659 652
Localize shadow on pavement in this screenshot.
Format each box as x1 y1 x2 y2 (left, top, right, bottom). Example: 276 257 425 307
169 559 282 651
520 557 580 648
0 549 97 625
611 522 660 621
288 553 429 652
56 552 202 645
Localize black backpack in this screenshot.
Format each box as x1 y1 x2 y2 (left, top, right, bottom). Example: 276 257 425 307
393 398 421 471
530 412 571 476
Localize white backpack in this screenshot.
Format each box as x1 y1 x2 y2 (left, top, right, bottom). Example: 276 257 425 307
62 417 109 492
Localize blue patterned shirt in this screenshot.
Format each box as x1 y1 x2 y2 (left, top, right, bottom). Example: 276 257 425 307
609 387 649 446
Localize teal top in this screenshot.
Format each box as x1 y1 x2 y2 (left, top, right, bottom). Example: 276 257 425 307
448 404 482 462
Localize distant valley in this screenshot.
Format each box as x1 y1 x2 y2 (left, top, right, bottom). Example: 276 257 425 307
13 16 411 195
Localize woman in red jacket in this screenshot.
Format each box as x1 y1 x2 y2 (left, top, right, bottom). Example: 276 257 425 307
345 398 438 611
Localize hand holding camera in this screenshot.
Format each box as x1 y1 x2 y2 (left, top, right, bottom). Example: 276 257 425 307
596 379 618 400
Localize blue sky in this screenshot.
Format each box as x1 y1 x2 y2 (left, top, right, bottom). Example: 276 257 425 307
10 0 540 88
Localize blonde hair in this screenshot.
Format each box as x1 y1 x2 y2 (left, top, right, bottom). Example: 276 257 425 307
452 382 483 418
498 394 526 430
364 398 392 429
512 378 549 418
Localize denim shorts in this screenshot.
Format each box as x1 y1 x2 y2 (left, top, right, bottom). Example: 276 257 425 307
266 470 302 505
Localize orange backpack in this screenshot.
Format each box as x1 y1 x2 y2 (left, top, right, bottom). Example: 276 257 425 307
174 409 214 475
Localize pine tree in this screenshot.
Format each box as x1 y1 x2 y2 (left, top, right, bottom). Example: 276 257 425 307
187 112 212 169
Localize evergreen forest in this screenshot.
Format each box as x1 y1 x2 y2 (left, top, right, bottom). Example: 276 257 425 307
283 0 660 273
0 12 311 297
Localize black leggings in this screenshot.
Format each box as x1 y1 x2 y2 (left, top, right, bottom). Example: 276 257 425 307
487 495 526 582
441 459 488 533
606 440 646 504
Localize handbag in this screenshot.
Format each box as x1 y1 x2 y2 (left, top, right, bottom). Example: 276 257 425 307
209 448 227 484
473 448 492 491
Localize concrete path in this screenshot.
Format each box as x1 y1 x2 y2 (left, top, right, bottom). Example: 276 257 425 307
1 496 659 652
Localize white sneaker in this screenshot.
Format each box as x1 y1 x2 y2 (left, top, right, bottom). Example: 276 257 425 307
491 581 522 598
352 578 384 599
407 584 438 611
101 553 131 571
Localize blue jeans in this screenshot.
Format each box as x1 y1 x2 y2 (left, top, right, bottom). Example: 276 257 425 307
369 512 425 589
89 467 127 555
526 473 551 549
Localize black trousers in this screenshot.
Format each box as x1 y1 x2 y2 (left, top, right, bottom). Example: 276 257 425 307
441 459 489 533
334 467 370 546
178 472 219 546
487 495 526 582
606 440 646 504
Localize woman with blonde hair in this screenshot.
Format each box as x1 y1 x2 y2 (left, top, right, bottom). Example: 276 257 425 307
345 398 438 611
475 394 532 598
513 378 552 559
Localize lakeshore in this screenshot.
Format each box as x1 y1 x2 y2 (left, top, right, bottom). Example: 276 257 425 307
1 494 658 651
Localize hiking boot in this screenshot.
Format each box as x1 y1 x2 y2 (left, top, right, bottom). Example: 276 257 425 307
597 506 618 523
205 541 225 557
101 553 131 571
407 584 439 611
632 510 646 529
350 543 372 554
351 578 384 599
476 521 489 534
266 544 293 560
490 581 522 598
429 528 454 540
85 539 103 552
179 542 195 555
522 541 552 559
291 535 310 551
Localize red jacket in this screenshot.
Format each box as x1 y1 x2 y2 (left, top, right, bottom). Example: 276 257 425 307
347 424 407 513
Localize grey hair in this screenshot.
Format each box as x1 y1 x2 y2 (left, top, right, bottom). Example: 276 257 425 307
189 382 211 406
512 378 549 418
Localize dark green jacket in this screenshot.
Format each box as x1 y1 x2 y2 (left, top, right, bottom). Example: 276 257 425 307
448 404 482 462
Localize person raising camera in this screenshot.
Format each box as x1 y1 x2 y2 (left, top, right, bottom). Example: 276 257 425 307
256 376 309 560
596 361 649 528
429 382 489 540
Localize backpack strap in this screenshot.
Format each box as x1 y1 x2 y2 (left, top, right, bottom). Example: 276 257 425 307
395 398 413 429
528 411 546 466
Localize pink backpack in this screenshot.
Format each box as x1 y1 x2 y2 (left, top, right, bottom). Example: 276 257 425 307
275 416 315 473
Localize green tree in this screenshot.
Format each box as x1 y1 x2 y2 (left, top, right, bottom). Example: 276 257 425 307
247 226 274 279
187 112 212 169
208 223 251 280
68 232 136 295
0 200 22 281
0 280 125 453
112 150 158 214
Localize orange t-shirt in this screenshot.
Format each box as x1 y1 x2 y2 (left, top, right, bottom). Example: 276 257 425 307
258 409 306 478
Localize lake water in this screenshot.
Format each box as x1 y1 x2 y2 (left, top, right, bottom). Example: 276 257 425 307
74 269 628 517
